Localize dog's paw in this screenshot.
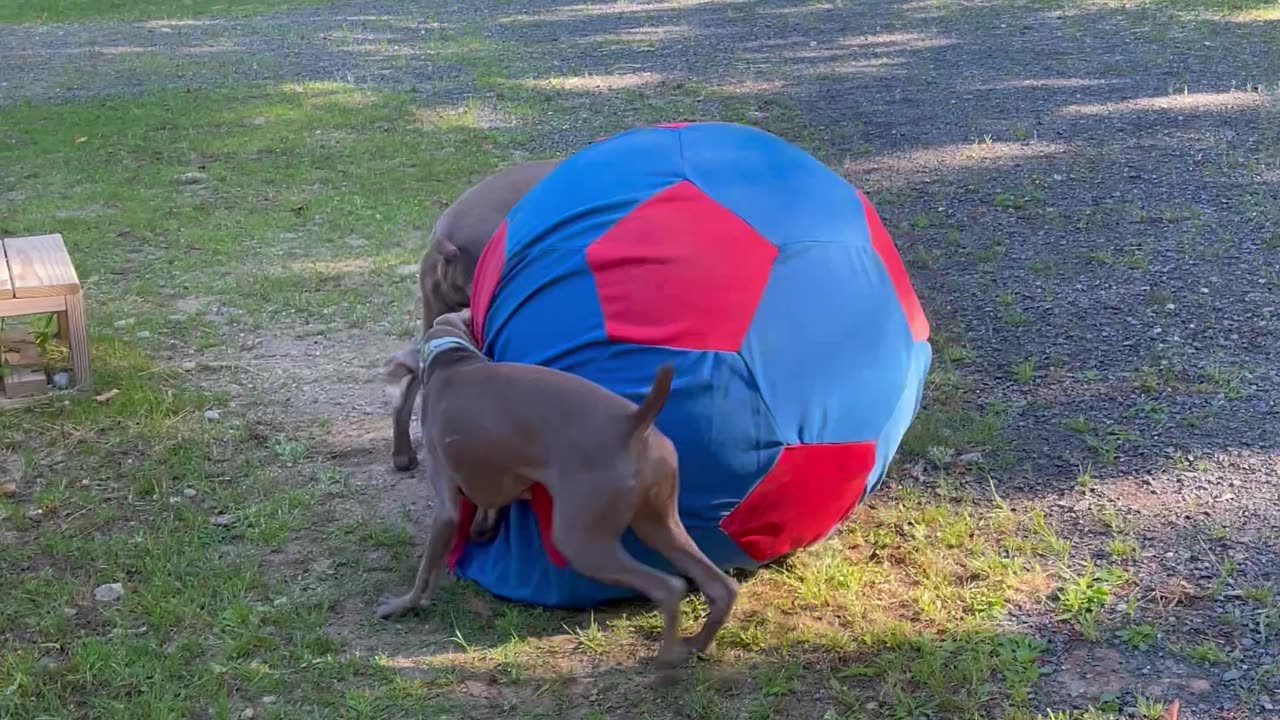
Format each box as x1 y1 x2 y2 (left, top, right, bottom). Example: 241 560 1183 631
374 594 413 620
654 641 692 670
687 636 716 658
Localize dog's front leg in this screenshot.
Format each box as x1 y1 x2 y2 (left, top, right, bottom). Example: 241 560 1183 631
375 478 459 620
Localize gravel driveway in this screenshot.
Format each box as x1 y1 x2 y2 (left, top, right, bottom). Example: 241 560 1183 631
3 0 1277 714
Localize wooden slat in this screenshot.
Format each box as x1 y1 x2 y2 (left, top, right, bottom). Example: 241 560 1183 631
0 295 67 318
61 292 92 391
3 366 48 399
3 234 80 298
0 251 11 297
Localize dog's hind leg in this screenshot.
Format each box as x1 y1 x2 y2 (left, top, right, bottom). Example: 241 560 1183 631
630 470 738 657
551 483 691 669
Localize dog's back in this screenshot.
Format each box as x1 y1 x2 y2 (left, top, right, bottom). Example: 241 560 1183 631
430 361 674 475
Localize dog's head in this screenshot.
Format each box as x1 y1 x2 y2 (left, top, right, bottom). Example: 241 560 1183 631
381 308 477 405
418 237 476 329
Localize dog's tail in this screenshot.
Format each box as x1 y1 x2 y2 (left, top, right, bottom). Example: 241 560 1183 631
630 363 675 439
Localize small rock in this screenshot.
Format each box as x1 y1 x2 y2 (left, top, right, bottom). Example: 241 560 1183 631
176 172 208 186
261 696 278 705
1222 669 1244 681
25 509 44 523
238 709 255 720
93 583 124 603
210 514 234 527
182 488 198 498
180 361 197 372
168 314 187 322
62 607 78 618
113 318 135 329
204 409 221 421
0 482 16 497
135 331 151 339
51 371 71 390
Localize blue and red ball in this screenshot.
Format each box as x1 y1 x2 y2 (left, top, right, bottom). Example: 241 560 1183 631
448 121 932 608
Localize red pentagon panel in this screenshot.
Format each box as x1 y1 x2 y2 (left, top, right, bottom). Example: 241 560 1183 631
719 442 877 563
859 190 929 343
468 219 507 345
585 180 778 352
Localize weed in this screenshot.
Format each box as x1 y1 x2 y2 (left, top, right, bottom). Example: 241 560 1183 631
1172 639 1231 664
1118 623 1158 650
1065 416 1094 434
1012 357 1036 384
1107 538 1140 560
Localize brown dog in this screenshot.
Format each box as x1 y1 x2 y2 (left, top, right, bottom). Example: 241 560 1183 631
392 159 559 475
378 310 739 668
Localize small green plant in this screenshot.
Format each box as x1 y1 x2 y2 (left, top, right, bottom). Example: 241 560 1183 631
1056 566 1127 626
1003 309 1029 327
1117 623 1157 650
1012 357 1036 385
30 314 70 373
1076 464 1095 489
1172 639 1230 664
1107 538 1139 560
1088 251 1116 266
1135 696 1167 719
1064 416 1093 434
944 345 975 364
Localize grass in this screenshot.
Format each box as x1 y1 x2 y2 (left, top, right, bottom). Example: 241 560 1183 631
0 0 329 24
0 73 1139 718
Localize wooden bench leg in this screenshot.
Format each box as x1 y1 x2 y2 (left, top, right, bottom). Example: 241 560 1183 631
57 291 92 392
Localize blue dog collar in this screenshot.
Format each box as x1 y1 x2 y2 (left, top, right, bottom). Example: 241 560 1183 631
420 335 481 370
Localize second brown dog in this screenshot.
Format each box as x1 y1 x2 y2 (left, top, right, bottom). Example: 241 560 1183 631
378 310 739 668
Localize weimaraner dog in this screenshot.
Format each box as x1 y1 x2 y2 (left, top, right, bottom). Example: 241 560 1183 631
391 159 559 475
378 310 739 669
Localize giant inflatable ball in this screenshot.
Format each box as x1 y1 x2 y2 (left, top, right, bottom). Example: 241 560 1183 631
448 122 932 608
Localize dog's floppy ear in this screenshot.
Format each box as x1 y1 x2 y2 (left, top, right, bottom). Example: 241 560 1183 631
437 238 461 261
382 346 421 408
433 308 475 339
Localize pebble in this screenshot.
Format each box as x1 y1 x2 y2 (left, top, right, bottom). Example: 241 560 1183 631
62 608 78 618
180 361 197 372
25 509 44 523
182 488 198 498
136 331 151 339
238 709 255 720
1222 669 1244 681
176 172 208 185
93 583 125 603
168 314 186 322
0 482 16 497
262 696 278 705
204 409 221 421
210 514 234 527
113 318 134 329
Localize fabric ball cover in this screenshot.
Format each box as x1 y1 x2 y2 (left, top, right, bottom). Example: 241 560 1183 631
450 121 932 609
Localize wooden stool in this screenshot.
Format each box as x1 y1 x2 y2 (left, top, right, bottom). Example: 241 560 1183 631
1 233 91 408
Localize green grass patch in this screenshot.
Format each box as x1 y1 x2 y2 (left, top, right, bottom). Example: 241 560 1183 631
0 339 461 718
1 82 518 335
0 0 332 25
